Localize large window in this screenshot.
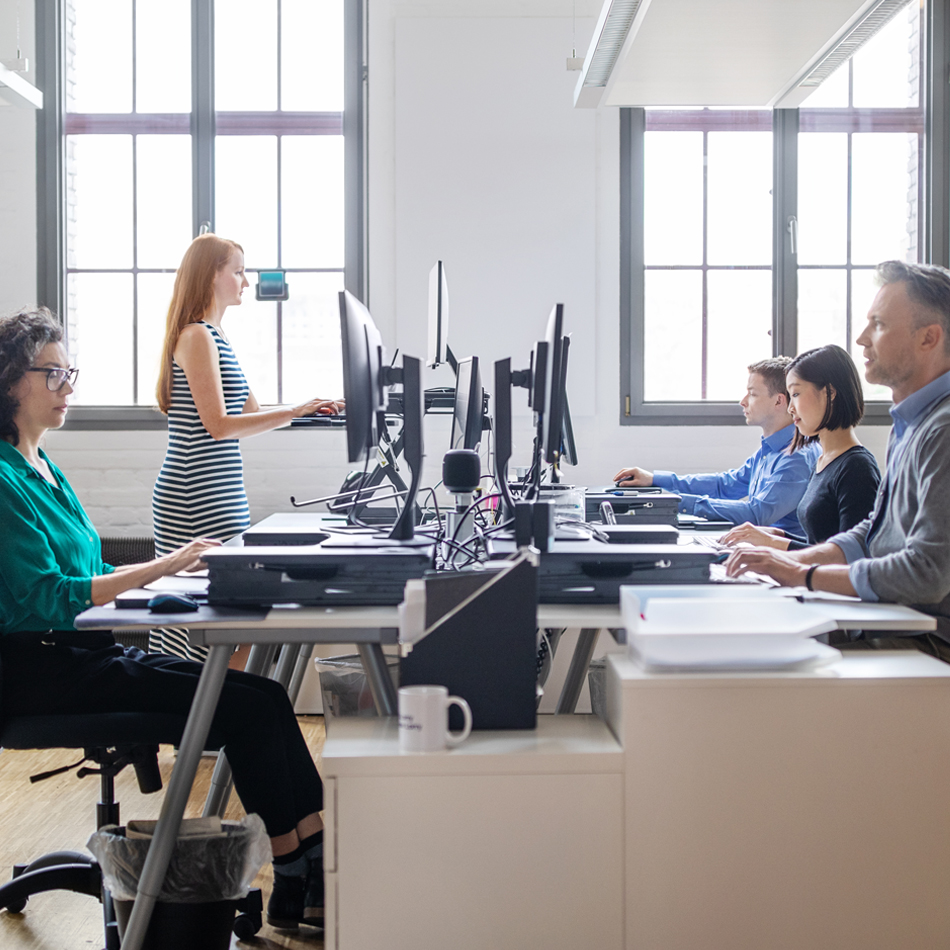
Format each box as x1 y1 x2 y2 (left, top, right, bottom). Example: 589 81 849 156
38 0 362 420
622 2 933 423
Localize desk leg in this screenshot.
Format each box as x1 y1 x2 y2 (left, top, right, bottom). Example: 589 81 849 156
121 644 231 950
287 644 314 706
554 628 600 715
273 642 301 689
357 642 397 717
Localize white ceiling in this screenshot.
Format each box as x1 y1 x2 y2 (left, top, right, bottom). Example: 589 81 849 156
578 0 900 108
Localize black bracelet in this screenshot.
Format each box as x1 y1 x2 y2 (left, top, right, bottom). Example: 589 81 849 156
804 564 819 591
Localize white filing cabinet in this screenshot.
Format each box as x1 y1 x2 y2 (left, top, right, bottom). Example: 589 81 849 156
321 715 625 950
606 651 950 950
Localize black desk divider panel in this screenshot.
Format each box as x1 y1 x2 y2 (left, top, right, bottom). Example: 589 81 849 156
400 552 539 731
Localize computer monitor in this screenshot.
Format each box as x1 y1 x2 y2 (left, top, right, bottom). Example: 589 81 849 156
389 354 425 541
493 357 517 515
339 290 425 541
427 261 457 371
540 305 565 465
559 386 578 468
339 290 385 464
451 357 484 451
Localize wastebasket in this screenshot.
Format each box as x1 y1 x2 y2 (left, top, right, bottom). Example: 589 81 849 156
588 657 607 722
316 654 400 725
88 814 270 950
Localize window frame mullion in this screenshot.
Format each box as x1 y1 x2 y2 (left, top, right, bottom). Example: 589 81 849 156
772 108 799 360
192 0 215 236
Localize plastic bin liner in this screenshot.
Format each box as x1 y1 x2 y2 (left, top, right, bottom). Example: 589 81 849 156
317 653 399 720
588 657 607 722
87 813 270 903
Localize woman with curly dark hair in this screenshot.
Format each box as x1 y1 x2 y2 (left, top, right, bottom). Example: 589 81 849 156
0 308 326 930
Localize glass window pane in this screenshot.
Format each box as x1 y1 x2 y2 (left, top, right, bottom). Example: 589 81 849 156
68 0 133 113
644 132 703 266
851 133 918 265
214 0 277 112
67 135 134 269
850 268 891 401
852 5 919 109
67 273 135 405
281 0 343 111
223 292 278 404
644 270 702 402
136 135 193 268
797 268 847 353
706 270 772 400
281 136 344 269
135 0 191 113
707 132 772 266
800 63 849 109
281 272 345 406
137 272 177 406
798 133 848 265
215 136 279 268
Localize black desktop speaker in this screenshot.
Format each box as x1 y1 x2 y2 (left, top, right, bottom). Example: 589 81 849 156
400 554 538 730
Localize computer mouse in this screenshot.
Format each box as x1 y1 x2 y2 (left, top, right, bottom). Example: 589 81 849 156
148 592 200 614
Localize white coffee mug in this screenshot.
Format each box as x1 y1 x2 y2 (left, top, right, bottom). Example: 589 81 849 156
398 685 473 752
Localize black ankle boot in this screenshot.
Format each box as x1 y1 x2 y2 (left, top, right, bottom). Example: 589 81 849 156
267 872 305 929
303 858 325 928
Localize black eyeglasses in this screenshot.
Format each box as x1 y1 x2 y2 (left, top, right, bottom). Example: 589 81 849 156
27 367 80 392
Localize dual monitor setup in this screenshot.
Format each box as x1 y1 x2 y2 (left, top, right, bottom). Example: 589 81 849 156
335 260 577 550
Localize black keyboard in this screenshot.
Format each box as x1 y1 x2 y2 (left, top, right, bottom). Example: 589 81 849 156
291 414 346 428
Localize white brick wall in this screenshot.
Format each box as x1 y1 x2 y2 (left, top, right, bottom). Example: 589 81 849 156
42 417 890 537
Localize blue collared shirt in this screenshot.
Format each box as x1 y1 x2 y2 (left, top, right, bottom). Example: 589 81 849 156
834 368 950 601
653 424 816 534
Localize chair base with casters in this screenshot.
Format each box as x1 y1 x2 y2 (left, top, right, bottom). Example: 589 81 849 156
0 712 263 949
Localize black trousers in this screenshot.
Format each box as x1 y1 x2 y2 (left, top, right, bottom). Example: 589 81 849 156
0 631 323 839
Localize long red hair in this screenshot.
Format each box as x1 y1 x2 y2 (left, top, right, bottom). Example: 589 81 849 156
156 234 243 413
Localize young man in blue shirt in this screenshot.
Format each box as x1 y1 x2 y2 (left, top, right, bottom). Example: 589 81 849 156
613 358 814 535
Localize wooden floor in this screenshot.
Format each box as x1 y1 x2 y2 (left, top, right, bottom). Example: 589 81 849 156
0 716 328 950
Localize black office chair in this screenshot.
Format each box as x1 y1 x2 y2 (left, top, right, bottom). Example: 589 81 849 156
0 655 262 948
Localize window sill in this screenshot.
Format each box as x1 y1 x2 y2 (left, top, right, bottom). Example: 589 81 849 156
621 401 894 426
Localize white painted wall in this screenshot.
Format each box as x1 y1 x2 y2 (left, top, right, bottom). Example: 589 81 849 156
0 0 37 314
2 0 890 534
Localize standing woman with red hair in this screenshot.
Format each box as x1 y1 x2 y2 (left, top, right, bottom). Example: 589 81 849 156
152 234 342 660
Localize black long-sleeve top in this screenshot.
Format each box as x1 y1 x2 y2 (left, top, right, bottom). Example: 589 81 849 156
785 445 881 551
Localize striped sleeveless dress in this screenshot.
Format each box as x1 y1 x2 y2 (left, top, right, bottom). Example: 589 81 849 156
150 321 251 660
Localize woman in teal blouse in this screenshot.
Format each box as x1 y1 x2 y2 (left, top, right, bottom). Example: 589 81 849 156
0 309 326 930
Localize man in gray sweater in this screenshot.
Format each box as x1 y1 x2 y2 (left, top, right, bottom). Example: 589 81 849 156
725 260 950 656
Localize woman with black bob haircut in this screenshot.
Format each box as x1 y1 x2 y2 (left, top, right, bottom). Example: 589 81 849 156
722 343 881 551
0 308 327 930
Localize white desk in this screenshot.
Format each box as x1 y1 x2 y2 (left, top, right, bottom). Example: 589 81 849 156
607 650 950 950
78 590 938 949
321 715 625 950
